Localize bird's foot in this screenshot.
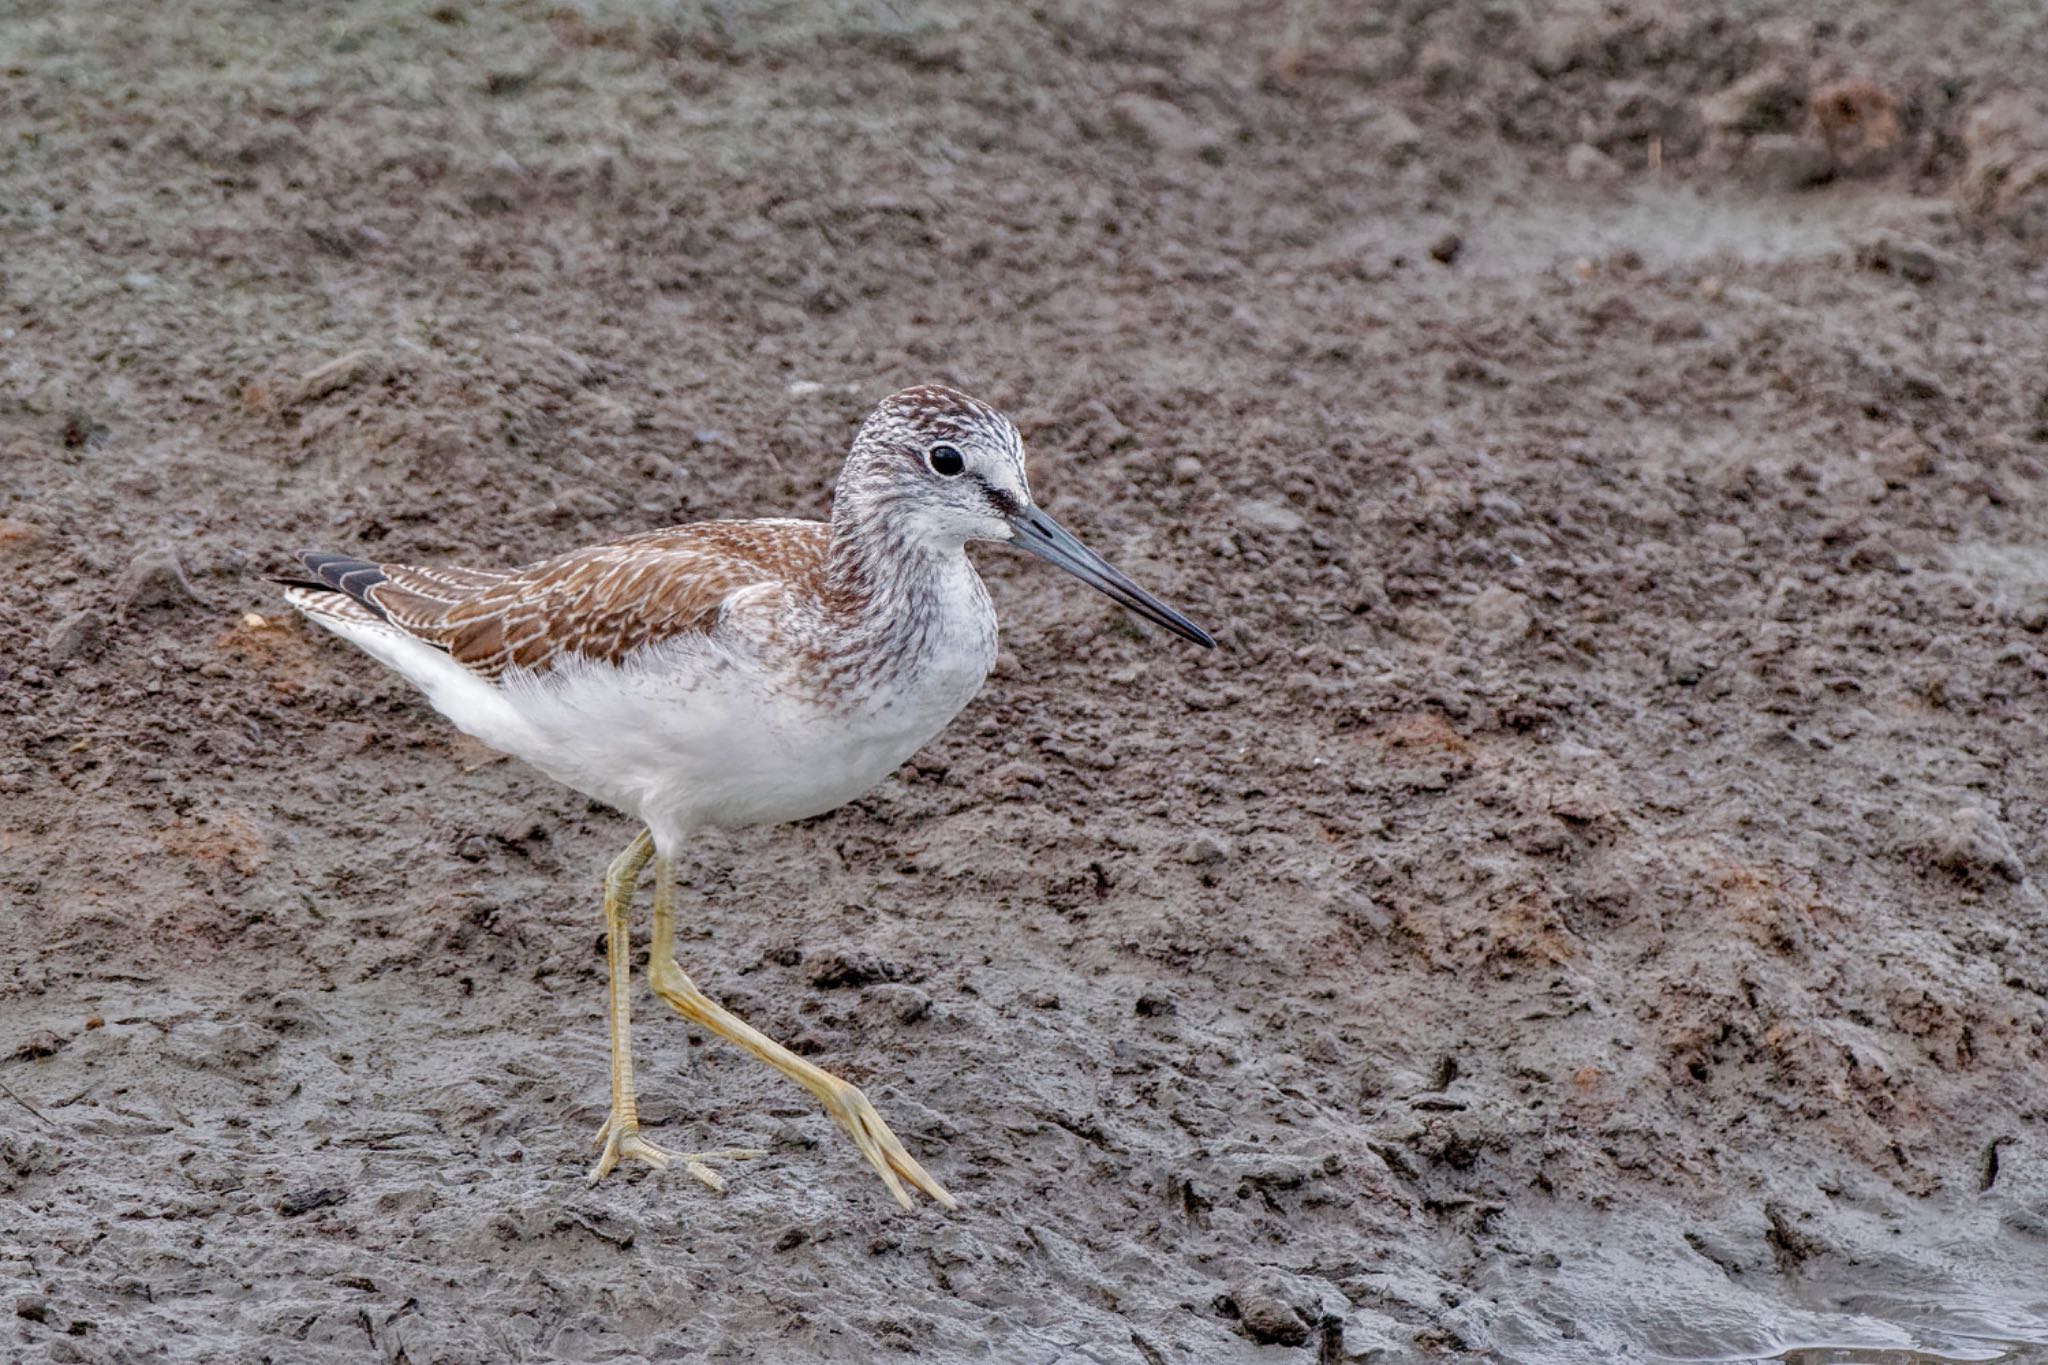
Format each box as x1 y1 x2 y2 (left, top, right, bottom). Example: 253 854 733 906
588 1112 760 1191
818 1079 957 1212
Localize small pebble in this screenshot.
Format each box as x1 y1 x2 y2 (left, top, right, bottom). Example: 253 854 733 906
1236 499 1306 534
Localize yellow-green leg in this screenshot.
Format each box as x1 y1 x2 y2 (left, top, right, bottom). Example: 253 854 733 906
588 830 756 1190
645 852 956 1211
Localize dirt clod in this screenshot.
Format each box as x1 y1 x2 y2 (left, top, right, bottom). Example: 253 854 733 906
1744 133 1834 190
278 1187 350 1218
12 1030 65 1061
285 349 385 407
1764 1202 1833 1273
59 412 109 451
43 610 106 664
805 949 897 990
1919 806 2028 887
1703 66 1807 138
1226 1275 1314 1346
1812 78 1902 173
1855 232 1954 283
1959 93 2048 238
1108 93 1224 161
116 548 201 613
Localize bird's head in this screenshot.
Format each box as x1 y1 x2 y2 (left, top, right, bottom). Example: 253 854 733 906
835 385 1214 647
839 384 1032 548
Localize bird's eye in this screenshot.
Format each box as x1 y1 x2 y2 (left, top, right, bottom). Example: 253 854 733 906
927 444 965 477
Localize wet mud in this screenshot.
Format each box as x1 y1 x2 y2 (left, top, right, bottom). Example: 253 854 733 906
4 2 2048 1361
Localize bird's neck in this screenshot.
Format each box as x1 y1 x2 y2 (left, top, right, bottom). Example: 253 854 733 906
815 509 993 696
823 511 967 631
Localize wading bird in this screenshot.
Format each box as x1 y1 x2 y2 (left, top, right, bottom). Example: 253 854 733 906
281 385 1213 1209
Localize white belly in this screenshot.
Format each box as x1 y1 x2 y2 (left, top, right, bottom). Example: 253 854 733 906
483 631 990 839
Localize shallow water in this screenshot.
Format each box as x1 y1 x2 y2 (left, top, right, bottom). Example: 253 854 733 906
1725 1280 2048 1365
1453 1200 2048 1365
1767 1350 2028 1364
1653 1279 2048 1363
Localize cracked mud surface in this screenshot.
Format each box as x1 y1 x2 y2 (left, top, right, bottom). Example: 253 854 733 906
4 2 2048 1360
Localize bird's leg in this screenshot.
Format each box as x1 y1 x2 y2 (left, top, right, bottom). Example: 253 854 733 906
588 830 757 1191
646 854 956 1212
588 830 665 1182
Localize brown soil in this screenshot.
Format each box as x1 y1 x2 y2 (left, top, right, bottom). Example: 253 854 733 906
5 2 2048 1361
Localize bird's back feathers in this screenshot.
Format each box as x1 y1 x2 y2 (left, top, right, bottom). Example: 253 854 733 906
282 520 830 682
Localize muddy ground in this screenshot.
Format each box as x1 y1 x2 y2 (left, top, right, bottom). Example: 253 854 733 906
5 1 2048 1361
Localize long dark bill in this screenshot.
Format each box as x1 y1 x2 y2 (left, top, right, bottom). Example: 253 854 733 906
1007 506 1216 648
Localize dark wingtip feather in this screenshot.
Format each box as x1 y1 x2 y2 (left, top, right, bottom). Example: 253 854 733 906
274 552 392 619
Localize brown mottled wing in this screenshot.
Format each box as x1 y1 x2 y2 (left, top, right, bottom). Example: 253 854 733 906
348 564 512 631
387 521 828 681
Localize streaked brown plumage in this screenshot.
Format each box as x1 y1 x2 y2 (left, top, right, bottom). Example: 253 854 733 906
296 521 831 681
